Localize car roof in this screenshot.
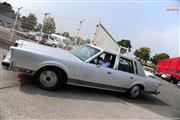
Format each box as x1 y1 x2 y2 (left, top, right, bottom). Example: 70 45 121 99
87 44 135 61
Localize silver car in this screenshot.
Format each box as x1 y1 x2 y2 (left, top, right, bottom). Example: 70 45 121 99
2 40 161 99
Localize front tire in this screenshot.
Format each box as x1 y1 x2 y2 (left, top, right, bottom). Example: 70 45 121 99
128 85 141 99
36 67 64 90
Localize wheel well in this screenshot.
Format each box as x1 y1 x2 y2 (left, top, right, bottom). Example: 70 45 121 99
35 65 68 81
137 84 144 90
131 84 144 91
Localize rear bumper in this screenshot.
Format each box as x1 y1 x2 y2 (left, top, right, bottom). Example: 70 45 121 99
2 60 35 75
2 54 11 69
1 61 10 68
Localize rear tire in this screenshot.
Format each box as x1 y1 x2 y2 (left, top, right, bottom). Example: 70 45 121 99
128 85 141 99
35 67 64 90
52 44 57 48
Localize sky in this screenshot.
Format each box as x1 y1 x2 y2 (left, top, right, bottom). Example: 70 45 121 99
2 0 180 58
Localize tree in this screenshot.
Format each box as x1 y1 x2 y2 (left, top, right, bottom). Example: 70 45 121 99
0 2 16 18
86 38 91 44
134 47 151 63
43 16 56 34
151 53 170 64
117 39 132 52
62 32 70 38
21 13 37 31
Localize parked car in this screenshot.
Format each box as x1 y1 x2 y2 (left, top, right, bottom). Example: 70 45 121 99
170 75 180 84
143 66 155 78
27 32 36 41
39 33 56 47
39 33 69 48
161 74 171 81
177 81 180 87
2 40 161 99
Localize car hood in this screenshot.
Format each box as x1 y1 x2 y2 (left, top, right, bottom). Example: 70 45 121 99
16 40 81 62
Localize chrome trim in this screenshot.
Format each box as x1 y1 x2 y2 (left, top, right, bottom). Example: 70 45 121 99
67 78 128 92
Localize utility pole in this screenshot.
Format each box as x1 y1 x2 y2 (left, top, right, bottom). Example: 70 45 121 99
10 7 23 42
40 13 50 34
75 18 86 47
92 17 100 46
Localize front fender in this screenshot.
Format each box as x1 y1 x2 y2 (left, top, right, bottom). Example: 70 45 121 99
35 61 70 77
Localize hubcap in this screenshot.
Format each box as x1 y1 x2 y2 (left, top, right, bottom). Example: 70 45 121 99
40 70 58 87
131 86 140 98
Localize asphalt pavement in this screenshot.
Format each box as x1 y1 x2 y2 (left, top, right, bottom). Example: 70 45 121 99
0 47 180 120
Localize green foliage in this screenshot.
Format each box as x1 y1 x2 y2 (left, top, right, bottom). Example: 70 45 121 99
86 38 91 44
21 13 37 31
43 16 56 34
62 32 70 38
151 53 170 64
134 47 151 63
117 39 132 52
69 36 75 42
0 2 16 18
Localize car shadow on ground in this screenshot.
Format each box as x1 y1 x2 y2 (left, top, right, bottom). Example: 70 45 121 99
19 74 180 119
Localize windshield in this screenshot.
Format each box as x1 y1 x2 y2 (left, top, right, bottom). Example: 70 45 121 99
71 45 100 61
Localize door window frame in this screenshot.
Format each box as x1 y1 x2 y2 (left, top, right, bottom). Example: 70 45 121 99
115 56 134 74
87 51 117 69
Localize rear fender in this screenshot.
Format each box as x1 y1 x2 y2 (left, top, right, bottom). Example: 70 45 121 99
35 61 70 77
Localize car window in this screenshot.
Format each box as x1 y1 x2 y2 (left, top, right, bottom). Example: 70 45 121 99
71 45 100 61
118 57 134 74
90 52 116 69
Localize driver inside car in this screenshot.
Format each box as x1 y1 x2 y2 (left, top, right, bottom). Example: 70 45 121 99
94 53 111 67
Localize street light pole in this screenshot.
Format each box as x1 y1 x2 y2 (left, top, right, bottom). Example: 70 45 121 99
10 7 23 42
40 13 50 34
75 18 86 47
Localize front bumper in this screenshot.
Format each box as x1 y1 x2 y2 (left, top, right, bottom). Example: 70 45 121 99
144 89 160 95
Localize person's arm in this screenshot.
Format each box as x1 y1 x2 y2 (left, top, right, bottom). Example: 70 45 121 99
101 61 111 67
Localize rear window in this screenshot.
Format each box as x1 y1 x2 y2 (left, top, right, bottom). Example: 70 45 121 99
118 57 134 74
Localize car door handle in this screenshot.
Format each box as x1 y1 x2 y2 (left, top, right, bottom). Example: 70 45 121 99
107 72 112 74
130 76 134 79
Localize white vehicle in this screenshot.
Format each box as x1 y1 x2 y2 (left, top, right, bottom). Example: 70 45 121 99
2 40 161 99
143 66 155 78
161 74 171 80
49 34 67 48
39 34 58 47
